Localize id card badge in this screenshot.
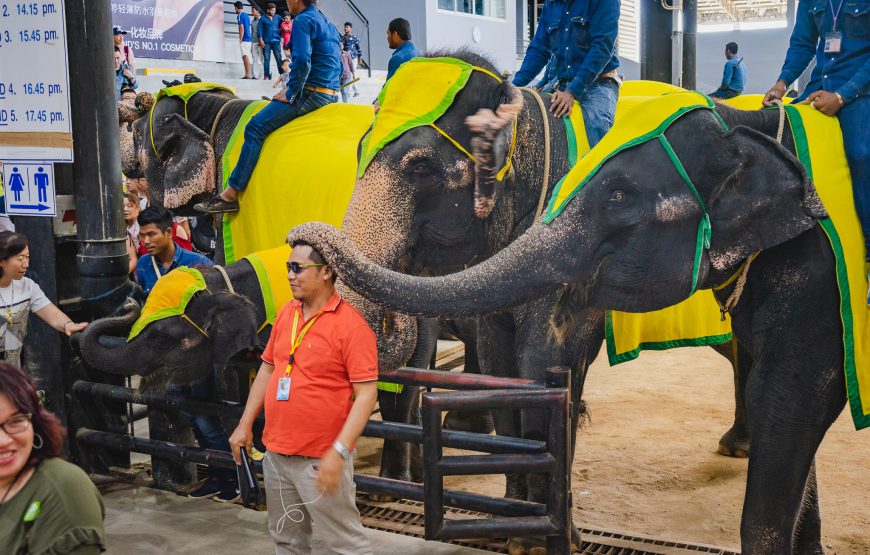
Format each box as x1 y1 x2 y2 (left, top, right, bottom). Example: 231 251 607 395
276 377 291 401
825 32 842 54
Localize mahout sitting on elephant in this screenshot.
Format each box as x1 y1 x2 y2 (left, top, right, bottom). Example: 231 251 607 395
291 92 868 553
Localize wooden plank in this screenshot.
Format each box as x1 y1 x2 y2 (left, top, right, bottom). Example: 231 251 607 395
0 132 73 148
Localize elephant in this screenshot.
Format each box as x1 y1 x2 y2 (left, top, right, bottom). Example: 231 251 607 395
339 51 746 502
290 99 847 553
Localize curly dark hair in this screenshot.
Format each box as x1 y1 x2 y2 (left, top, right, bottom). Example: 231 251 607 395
0 363 66 468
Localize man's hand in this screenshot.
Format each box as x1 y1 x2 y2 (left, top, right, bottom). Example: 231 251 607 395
803 90 843 116
229 424 254 464
315 449 344 496
259 39 265 48
272 91 288 102
122 69 135 80
762 80 787 106
550 90 575 118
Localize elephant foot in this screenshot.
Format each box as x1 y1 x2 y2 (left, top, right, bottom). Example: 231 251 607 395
368 493 396 503
409 443 424 483
505 473 527 500
443 410 495 434
717 425 750 458
373 461 411 502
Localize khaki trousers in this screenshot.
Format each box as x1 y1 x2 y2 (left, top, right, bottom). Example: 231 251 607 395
263 451 372 555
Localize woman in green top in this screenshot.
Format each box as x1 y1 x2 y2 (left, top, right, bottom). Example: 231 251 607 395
0 363 105 554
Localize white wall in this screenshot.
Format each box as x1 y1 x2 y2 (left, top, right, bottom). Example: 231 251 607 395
425 0 518 74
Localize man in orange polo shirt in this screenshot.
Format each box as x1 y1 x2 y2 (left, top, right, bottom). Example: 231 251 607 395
229 240 378 554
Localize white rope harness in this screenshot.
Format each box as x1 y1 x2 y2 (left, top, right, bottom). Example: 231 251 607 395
520 87 552 223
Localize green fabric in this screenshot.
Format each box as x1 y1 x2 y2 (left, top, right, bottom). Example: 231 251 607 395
564 116 579 167
155 82 234 105
128 267 208 340
245 251 277 326
605 311 733 365
0 458 105 555
376 381 404 393
357 58 475 178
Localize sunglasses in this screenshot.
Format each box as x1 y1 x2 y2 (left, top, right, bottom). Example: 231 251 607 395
286 262 325 274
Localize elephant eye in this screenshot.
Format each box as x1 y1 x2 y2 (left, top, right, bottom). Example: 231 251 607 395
610 190 626 202
412 162 430 175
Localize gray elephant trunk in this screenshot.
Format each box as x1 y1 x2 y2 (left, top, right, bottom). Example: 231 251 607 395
77 300 143 376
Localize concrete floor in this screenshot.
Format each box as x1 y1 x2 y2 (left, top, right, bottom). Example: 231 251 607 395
102 484 490 554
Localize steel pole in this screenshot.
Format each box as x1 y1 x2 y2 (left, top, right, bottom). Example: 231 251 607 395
682 0 698 90
641 0 674 83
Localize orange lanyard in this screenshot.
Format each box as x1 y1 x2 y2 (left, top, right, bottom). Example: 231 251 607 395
284 309 321 377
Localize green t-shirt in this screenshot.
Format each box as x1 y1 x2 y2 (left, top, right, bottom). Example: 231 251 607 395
0 458 105 554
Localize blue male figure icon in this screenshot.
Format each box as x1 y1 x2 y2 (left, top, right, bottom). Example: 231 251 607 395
8 167 25 202
34 167 49 203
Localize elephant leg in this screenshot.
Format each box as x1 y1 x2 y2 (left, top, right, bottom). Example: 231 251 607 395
712 340 751 458
792 462 824 555
476 312 525 500
441 318 495 434
739 353 844 553
376 318 439 490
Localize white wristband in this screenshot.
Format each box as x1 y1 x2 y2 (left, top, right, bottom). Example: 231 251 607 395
333 440 351 461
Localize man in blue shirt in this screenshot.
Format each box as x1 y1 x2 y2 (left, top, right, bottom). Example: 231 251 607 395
135 207 212 293
235 1 253 79
258 2 284 80
342 22 363 97
764 0 870 293
512 0 621 148
195 0 341 215
386 18 421 81
710 42 746 99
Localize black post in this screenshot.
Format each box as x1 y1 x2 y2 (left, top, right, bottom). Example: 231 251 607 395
16 218 64 422
545 366 572 554
682 0 697 90
65 0 130 317
641 0 673 83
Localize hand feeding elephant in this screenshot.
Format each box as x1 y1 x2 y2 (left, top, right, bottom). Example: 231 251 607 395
108 90 432 482
341 51 747 502
291 97 849 553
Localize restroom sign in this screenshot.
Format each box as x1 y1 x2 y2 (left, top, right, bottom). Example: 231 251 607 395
2 162 56 216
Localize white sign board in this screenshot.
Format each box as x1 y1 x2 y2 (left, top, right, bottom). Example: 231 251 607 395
2 162 56 216
0 1 73 162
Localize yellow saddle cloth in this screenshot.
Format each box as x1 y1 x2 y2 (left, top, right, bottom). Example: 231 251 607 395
220 102 375 263
128 267 208 340
242 244 293 329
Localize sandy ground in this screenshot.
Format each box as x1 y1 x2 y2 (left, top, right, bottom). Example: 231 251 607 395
356 345 870 553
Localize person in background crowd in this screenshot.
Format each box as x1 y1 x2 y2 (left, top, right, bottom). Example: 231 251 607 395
125 175 148 210
710 42 746 99
113 47 137 101
280 13 293 59
341 22 362 97
123 192 141 277
0 232 87 367
340 41 355 103
512 0 620 147
273 58 292 97
764 0 870 305
135 207 212 294
120 86 137 104
0 364 106 554
195 0 341 215
113 25 135 69
386 18 421 81
235 1 254 79
229 241 378 554
250 5 264 80
259 3 284 81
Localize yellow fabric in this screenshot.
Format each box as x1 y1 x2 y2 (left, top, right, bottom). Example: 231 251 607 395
621 80 687 97
154 82 234 104
786 104 870 429
357 58 477 177
544 91 713 221
128 267 208 340
243 244 293 328
221 103 375 263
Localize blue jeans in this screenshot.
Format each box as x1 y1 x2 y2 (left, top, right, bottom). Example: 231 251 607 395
262 40 283 79
167 372 232 480
838 95 870 262
228 91 337 192
579 80 619 148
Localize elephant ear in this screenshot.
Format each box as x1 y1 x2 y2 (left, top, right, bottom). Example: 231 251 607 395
151 113 216 209
706 125 825 271
465 83 523 219
202 292 260 372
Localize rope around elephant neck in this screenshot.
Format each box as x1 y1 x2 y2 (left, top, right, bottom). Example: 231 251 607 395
519 87 551 223
210 99 246 144
714 101 785 319
213 265 235 294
